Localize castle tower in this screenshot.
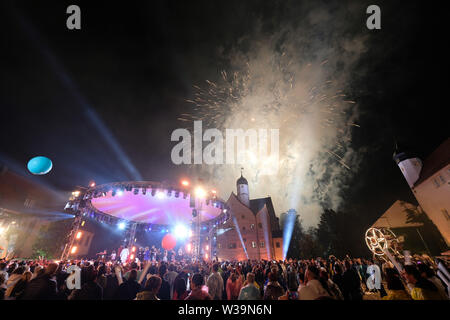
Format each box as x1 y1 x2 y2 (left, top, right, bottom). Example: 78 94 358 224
393 144 423 188
236 170 250 207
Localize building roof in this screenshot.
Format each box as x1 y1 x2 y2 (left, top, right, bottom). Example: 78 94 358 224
236 174 248 185
227 193 281 235
371 200 423 229
249 196 281 233
414 138 450 187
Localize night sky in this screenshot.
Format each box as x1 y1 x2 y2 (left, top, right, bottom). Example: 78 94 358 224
1 1 448 226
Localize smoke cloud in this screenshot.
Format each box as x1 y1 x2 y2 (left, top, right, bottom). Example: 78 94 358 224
188 2 369 227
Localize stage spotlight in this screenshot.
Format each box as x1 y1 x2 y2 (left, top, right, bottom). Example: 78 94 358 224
72 191 80 198
71 246 77 254
156 191 165 199
223 209 227 213
89 181 96 188
195 187 206 198
76 231 82 239
174 225 189 239
117 190 124 196
181 180 189 187
118 222 126 230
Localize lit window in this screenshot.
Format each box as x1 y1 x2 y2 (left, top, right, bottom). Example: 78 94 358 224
260 241 265 248
228 243 236 249
217 243 222 249
250 224 255 230
251 241 257 248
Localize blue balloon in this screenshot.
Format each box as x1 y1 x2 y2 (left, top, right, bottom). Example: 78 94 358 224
27 156 53 175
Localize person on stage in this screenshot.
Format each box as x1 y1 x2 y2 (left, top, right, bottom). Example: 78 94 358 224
150 246 156 262
144 247 150 262
120 246 129 264
111 250 117 262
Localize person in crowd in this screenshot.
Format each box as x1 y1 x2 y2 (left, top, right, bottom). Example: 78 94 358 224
226 270 243 300
136 275 162 300
320 269 343 300
186 273 211 300
382 268 411 300
417 263 449 300
366 259 382 293
207 263 224 300
279 271 298 300
68 265 103 300
173 276 188 300
115 269 141 300
164 264 178 299
238 272 261 300
403 265 445 300
298 265 329 300
342 260 363 300
9 270 32 299
0 273 6 300
20 263 58 300
263 270 284 300
4 266 25 299
156 264 171 300
0 262 8 283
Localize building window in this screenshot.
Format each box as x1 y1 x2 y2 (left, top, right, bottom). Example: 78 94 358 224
217 243 222 249
250 224 255 230
442 209 450 221
439 175 446 184
241 215 245 219
243 238 247 242
228 243 237 249
258 223 263 229
251 241 257 248
433 178 440 188
242 226 246 231
276 242 280 248
260 241 265 248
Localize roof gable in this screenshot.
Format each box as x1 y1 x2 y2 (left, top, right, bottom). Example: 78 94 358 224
415 138 450 186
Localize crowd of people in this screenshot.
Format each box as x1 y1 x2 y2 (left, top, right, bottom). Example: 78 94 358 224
0 254 449 301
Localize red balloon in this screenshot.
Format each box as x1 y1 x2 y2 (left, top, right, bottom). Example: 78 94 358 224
161 234 177 250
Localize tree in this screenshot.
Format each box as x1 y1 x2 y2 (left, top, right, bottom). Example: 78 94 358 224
32 219 73 259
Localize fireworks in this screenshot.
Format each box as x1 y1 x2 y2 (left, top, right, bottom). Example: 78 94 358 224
178 30 365 226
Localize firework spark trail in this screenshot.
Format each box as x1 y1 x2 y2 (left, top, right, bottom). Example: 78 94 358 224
178 11 367 226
